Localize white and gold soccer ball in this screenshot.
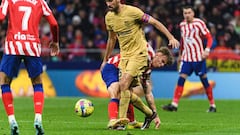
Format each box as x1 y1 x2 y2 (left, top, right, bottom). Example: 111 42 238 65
75 99 94 117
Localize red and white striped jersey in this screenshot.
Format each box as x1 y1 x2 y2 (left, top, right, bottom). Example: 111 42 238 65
147 43 155 61
107 44 155 68
0 0 58 57
107 54 120 67
179 18 210 62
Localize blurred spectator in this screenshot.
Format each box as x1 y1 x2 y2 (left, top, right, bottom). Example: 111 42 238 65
67 30 86 61
59 34 69 61
214 37 231 52
85 39 101 62
234 42 240 55
66 24 75 43
147 30 163 50
40 34 51 61
63 1 75 24
234 17 240 34
209 25 218 50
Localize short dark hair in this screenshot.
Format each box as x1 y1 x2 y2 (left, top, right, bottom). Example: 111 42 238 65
156 47 174 65
182 5 194 11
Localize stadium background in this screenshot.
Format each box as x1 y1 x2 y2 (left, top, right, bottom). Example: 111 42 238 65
0 0 240 99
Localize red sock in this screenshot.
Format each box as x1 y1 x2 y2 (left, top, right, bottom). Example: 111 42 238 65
127 103 134 122
108 99 119 120
205 86 215 105
34 92 44 114
2 92 14 115
173 85 184 104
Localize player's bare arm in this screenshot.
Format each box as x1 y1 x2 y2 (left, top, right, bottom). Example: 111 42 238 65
144 81 161 129
101 30 117 70
148 16 179 49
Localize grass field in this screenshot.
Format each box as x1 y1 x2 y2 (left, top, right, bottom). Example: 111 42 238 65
0 97 240 135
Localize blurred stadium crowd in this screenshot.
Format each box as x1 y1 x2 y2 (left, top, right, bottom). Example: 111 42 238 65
0 0 239 62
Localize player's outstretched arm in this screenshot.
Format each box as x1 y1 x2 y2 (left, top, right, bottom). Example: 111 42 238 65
144 81 161 129
148 17 179 49
101 31 117 70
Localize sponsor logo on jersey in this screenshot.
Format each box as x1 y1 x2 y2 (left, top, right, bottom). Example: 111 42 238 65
14 32 36 41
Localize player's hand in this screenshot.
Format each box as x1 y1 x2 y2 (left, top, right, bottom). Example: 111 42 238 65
49 42 60 56
154 115 161 129
168 38 179 49
202 48 210 59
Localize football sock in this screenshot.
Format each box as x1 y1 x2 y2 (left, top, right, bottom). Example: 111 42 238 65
119 90 131 118
1 84 14 116
200 77 215 106
127 103 135 122
108 98 119 120
8 115 17 124
131 92 152 117
205 86 215 106
35 113 42 122
172 76 185 105
33 84 44 114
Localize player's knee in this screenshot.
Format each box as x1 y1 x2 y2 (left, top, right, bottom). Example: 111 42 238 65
33 84 43 92
119 80 130 91
108 87 119 98
31 76 42 85
1 84 11 93
200 74 207 79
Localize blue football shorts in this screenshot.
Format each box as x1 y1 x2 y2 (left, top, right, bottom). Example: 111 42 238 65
101 63 119 88
179 60 207 76
0 54 43 78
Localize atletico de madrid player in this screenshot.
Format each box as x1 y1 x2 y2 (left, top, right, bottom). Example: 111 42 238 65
0 0 59 134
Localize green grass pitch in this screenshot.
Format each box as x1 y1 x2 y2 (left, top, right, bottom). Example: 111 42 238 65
0 97 240 135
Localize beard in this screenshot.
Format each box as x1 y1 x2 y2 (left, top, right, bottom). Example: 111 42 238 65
108 4 119 13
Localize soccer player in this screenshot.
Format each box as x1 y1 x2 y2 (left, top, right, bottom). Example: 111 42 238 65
0 0 59 134
162 6 216 112
102 0 179 129
102 45 174 129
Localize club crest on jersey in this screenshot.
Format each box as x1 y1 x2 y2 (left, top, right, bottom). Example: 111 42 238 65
124 21 130 27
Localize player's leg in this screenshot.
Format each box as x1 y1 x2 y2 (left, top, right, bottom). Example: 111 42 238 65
118 73 132 123
118 57 149 126
25 56 44 134
162 61 191 112
122 57 155 128
197 61 216 112
106 82 120 129
126 85 147 129
101 63 122 129
200 74 216 112
117 59 132 123
0 55 21 135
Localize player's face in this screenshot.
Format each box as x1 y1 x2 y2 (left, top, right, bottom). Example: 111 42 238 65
152 52 167 68
105 0 120 12
183 8 194 22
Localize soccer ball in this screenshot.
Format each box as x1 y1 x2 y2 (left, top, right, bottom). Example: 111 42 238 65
75 99 94 117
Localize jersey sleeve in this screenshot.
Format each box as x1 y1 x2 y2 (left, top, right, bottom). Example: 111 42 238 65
131 6 150 23
198 20 210 35
0 0 8 21
41 0 59 42
105 12 112 31
40 0 53 16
